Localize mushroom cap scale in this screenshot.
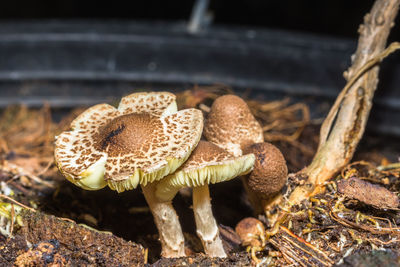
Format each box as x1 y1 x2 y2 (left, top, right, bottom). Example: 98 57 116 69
70 92 177 131
55 92 203 192
203 95 263 156
156 141 255 202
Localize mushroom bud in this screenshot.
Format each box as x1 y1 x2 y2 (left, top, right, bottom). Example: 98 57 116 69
204 94 263 156
243 142 288 198
235 217 266 248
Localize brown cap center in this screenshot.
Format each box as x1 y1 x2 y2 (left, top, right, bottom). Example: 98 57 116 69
95 113 160 156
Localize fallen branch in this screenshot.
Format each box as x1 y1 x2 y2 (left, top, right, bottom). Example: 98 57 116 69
267 0 400 227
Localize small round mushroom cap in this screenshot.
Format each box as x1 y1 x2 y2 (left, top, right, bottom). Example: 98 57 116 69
243 142 288 197
235 217 266 247
203 95 263 156
55 92 203 192
156 140 255 202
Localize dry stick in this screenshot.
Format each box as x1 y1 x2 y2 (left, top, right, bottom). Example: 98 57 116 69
289 42 400 201
266 0 400 228
4 162 55 188
0 194 36 212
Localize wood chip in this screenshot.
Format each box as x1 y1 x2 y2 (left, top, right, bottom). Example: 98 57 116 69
337 177 399 210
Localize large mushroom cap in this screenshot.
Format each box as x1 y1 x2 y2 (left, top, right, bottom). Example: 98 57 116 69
243 142 288 197
203 95 263 156
156 140 255 202
55 91 203 192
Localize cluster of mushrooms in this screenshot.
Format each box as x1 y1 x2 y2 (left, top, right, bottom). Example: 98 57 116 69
54 92 288 258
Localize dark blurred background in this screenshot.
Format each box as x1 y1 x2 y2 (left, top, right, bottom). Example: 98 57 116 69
0 0 380 38
0 0 399 135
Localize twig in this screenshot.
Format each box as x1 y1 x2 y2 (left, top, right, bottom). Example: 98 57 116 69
3 162 55 188
377 162 400 171
269 226 333 266
328 198 400 236
8 204 15 240
36 160 54 176
366 238 400 245
0 194 36 212
266 0 400 227
340 160 375 179
280 226 334 265
329 210 400 237
319 42 400 149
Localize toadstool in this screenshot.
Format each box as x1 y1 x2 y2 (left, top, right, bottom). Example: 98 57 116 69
235 217 266 248
243 142 288 199
156 140 255 257
203 94 263 156
55 91 203 257
235 217 266 264
203 94 288 214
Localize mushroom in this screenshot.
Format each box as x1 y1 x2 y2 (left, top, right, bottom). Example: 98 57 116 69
235 217 266 248
203 94 288 214
235 217 266 265
156 140 255 257
203 94 263 156
243 142 288 198
55 92 203 257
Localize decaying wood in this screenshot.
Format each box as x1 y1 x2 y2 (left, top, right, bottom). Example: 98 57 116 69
337 177 399 210
296 0 400 201
269 226 334 267
266 0 400 226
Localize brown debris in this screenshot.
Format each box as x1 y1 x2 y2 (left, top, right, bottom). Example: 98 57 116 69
17 210 145 267
262 155 400 266
0 105 55 161
337 177 399 210
269 226 334 267
152 251 252 267
0 105 62 192
14 239 68 267
176 84 233 109
218 225 242 254
247 97 318 173
0 234 29 266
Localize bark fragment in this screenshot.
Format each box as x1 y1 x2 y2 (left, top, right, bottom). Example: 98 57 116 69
337 177 399 210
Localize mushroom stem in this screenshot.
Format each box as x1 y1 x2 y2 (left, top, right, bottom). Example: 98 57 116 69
241 176 264 214
192 185 227 258
141 183 186 258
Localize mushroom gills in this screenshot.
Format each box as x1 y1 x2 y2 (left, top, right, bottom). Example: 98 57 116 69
156 153 255 202
108 157 188 192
